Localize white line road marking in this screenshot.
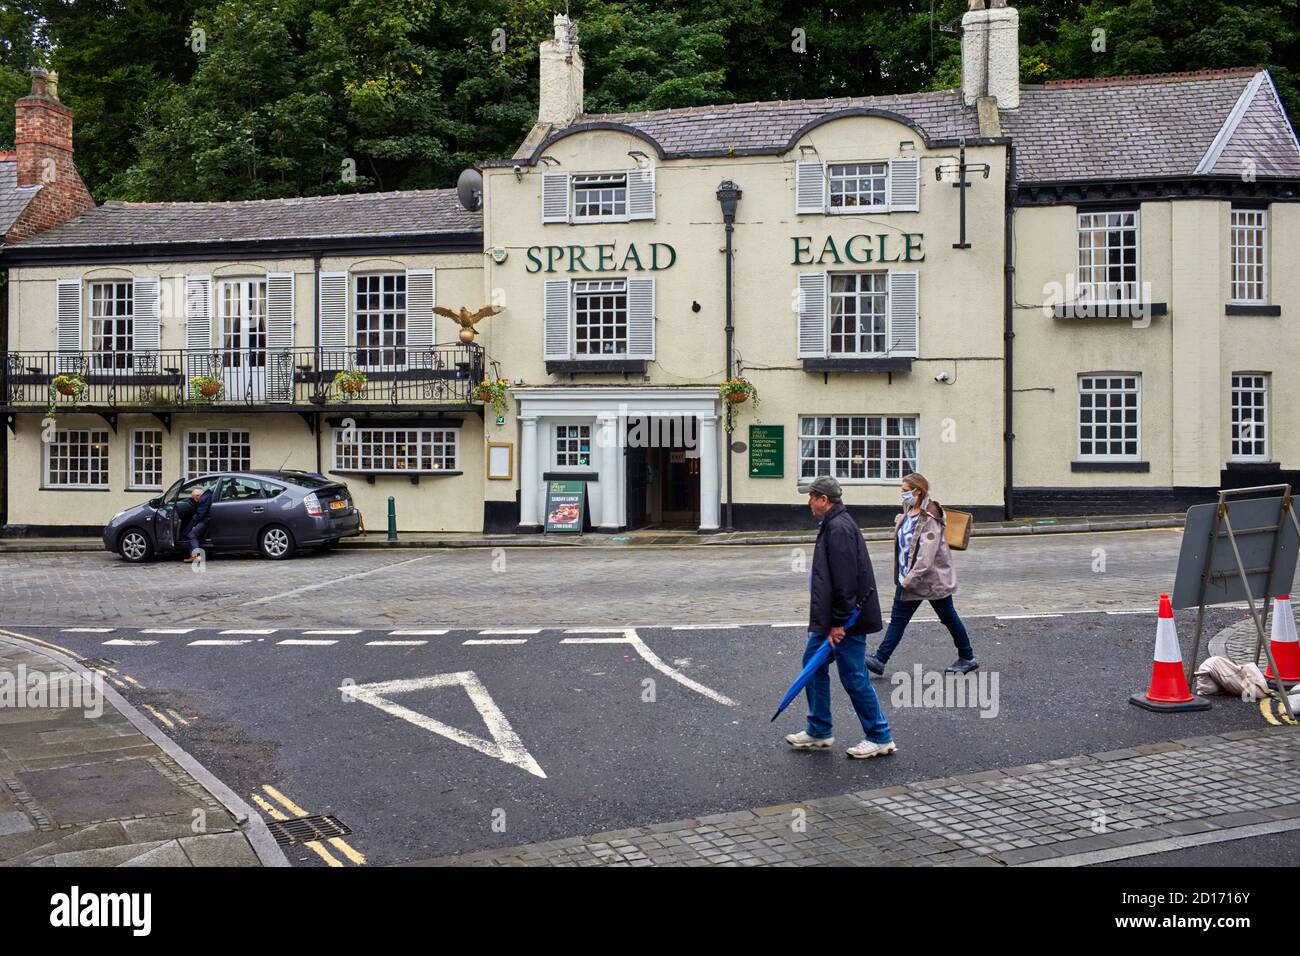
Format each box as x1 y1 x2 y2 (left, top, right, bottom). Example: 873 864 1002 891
561 638 629 644
62 627 114 633
670 624 734 630
478 628 541 635
1106 610 1153 615
219 629 277 635
238 553 442 608
346 672 546 778
103 639 158 646
562 627 737 706
141 628 193 634
389 629 449 636
188 639 252 646
304 629 361 635
463 639 528 645
278 639 339 646
770 622 806 628
366 640 428 646
995 614 1065 620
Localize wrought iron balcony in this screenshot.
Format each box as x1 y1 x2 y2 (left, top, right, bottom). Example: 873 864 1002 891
2 345 487 413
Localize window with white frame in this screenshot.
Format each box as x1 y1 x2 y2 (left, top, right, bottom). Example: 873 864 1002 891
333 427 458 473
1077 211 1139 302
185 430 251 478
574 279 627 356
354 273 406 369
89 281 133 370
828 163 888 211
799 416 917 482
1230 209 1267 304
829 273 888 354
129 429 163 490
45 429 109 488
555 425 592 467
1078 375 1140 459
1231 373 1268 461
572 174 627 220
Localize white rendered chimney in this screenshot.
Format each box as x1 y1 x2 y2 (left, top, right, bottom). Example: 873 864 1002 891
961 1 1019 110
538 14 584 127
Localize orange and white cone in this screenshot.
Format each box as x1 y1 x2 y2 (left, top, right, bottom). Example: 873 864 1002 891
1264 595 1300 682
1130 593 1211 712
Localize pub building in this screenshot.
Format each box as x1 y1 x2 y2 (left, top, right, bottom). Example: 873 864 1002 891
2 2 1298 538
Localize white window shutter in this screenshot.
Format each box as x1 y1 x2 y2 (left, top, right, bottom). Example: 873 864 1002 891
796 272 828 358
628 166 655 220
184 275 212 379
795 161 826 214
543 278 571 360
887 157 920 212
626 277 655 359
405 268 435 355
56 279 82 368
318 271 349 370
266 272 295 402
542 173 570 223
132 277 161 370
888 271 919 357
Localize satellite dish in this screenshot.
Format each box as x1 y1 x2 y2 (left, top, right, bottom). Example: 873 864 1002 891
457 168 483 212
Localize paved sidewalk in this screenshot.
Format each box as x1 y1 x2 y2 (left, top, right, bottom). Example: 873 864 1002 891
411 726 1300 867
0 512 1186 553
0 635 285 867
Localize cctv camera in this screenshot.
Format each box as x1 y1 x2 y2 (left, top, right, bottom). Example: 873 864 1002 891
934 371 950 382
513 165 522 175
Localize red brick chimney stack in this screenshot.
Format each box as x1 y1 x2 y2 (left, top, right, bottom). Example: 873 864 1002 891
9 66 95 241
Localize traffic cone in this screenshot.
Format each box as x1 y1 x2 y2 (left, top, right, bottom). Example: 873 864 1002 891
1263 596 1300 681
1130 594 1211 712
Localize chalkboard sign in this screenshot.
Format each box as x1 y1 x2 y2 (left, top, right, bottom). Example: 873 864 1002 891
544 480 586 534
749 425 784 478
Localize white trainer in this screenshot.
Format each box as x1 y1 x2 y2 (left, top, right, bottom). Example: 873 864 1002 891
846 739 898 760
785 731 834 749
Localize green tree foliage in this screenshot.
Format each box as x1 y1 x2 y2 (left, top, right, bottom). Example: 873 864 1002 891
0 0 1293 200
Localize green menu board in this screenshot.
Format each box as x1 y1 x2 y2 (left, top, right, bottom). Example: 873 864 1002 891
749 424 784 478
544 480 586 533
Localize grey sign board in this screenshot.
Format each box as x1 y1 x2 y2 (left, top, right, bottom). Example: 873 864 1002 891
1172 496 1300 610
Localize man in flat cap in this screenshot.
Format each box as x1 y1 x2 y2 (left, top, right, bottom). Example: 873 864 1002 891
787 475 895 759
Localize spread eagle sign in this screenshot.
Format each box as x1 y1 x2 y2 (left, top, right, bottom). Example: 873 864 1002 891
434 304 502 343
770 606 861 722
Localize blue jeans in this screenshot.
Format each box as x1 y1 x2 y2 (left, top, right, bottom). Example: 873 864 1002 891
802 631 892 743
874 584 974 664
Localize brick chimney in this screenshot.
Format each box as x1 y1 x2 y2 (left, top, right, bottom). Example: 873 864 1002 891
961 0 1020 110
8 66 95 243
538 14 584 127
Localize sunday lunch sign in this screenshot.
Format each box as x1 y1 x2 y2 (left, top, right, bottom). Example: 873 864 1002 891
544 480 586 533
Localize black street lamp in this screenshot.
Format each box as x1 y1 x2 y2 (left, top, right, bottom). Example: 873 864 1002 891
716 180 742 532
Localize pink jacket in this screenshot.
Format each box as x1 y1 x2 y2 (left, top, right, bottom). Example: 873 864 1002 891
893 496 958 601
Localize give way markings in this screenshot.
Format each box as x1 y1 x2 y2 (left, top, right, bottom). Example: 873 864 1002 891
342 627 736 779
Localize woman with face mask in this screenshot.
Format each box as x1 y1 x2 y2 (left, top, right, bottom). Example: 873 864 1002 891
866 472 977 676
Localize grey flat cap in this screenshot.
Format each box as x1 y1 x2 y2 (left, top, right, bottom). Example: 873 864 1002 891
798 475 842 498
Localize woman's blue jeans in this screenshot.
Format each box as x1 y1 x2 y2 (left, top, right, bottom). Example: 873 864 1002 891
874 585 974 664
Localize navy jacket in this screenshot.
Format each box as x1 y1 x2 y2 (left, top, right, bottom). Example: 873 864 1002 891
809 502 882 636
181 490 213 536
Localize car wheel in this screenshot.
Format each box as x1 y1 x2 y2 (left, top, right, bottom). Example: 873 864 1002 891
118 528 153 563
259 525 296 560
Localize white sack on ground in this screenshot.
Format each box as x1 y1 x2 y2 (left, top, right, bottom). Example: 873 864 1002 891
1194 655 1270 699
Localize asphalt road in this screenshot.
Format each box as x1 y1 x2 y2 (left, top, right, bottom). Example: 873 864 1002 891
4 604 1266 867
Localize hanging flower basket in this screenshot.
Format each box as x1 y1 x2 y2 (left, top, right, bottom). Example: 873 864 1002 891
189 375 224 401
719 377 760 428
476 378 511 419
333 369 368 397
47 373 87 416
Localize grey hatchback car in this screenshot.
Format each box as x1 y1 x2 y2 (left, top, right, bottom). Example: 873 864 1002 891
103 470 361 562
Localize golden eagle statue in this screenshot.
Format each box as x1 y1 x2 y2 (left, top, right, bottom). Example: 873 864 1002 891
434 304 502 343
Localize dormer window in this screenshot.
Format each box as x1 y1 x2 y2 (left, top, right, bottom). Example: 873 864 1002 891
573 174 628 221
541 169 655 224
828 163 888 212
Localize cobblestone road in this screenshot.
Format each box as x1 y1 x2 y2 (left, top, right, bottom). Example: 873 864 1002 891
0 528 1262 629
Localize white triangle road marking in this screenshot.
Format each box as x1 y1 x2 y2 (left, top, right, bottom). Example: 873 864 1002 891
345 672 546 779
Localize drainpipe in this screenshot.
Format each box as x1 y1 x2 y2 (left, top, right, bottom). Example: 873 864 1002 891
0 267 8 528
313 252 323 475
1003 144 1016 520
716 181 742 532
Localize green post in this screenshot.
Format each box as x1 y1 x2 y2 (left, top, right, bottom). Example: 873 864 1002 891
387 496 397 541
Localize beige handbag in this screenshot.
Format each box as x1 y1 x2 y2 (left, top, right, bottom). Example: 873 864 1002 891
943 508 972 551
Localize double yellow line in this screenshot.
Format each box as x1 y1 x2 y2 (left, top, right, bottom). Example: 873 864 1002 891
1259 697 1299 726
251 785 366 867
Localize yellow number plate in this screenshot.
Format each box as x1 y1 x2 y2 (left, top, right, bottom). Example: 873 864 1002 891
329 499 347 511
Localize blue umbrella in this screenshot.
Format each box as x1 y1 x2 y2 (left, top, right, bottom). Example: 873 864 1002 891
770 606 861 722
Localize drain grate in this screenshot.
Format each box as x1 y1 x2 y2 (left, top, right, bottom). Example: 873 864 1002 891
266 814 352 847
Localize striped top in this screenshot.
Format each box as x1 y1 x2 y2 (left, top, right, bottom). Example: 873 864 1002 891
898 511 920 585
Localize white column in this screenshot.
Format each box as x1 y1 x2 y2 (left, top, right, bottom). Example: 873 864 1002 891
518 415 540 528
698 414 720 531
598 412 621 529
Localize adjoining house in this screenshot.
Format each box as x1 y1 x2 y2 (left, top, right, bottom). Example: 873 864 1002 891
3 2 1299 537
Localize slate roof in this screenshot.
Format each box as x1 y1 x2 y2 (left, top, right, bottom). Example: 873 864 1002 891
0 156 41 240
11 187 481 248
